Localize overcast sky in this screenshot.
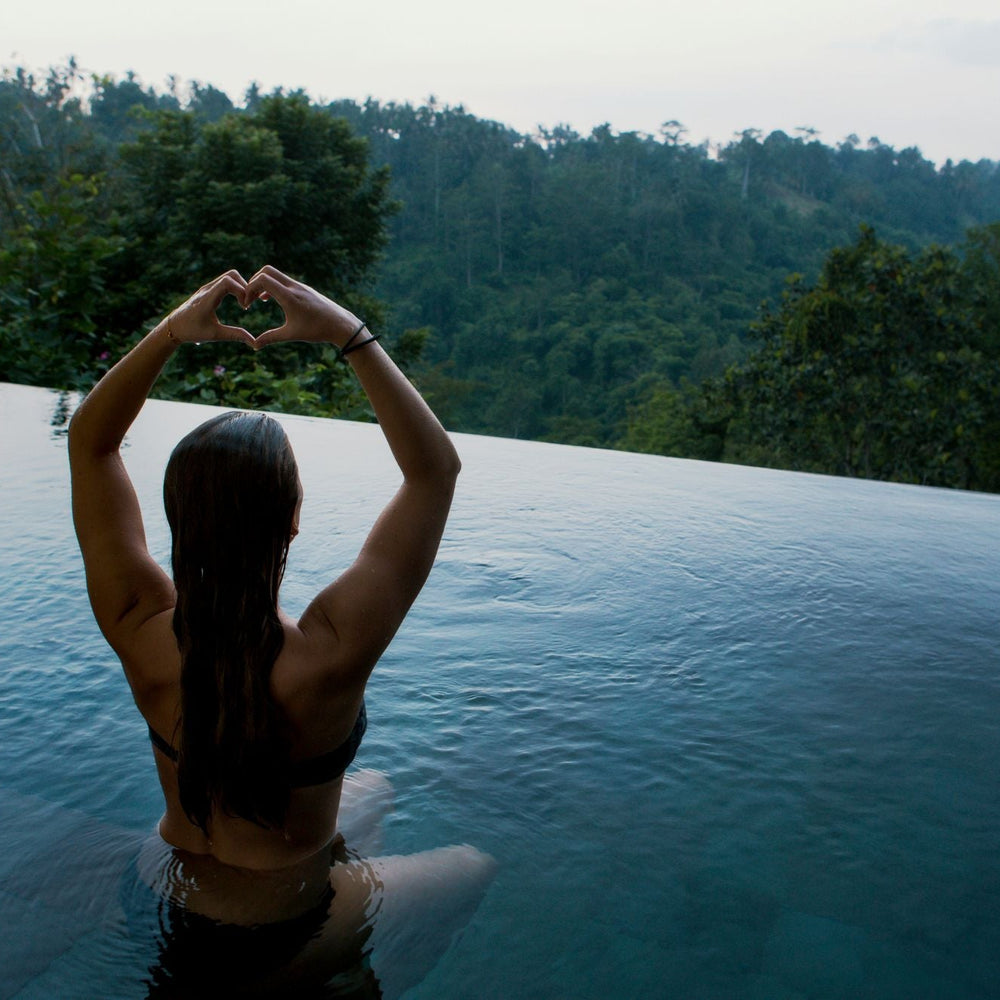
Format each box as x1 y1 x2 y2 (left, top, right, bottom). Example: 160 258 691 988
5 0 999 165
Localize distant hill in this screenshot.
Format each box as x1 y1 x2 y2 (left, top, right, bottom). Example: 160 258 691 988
2 65 998 458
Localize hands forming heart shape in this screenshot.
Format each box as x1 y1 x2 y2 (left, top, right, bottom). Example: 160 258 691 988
165 266 364 352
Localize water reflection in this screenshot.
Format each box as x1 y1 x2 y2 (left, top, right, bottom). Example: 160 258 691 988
49 389 72 436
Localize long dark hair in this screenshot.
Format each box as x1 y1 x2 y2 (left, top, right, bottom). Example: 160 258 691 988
163 411 300 833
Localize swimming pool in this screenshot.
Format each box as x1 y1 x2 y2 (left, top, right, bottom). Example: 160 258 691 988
1 381 998 998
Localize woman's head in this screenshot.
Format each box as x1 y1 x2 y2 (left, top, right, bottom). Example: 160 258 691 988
164 411 300 601
163 411 300 832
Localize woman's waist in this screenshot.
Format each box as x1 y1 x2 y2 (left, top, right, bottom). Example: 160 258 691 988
139 825 339 925
157 787 341 866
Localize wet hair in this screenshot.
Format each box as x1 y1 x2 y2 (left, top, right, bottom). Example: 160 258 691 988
163 411 300 833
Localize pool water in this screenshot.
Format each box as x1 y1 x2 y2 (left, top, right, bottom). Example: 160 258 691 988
1 382 998 999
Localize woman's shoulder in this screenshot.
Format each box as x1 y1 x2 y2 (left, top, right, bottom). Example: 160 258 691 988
119 607 180 697
280 605 377 692
272 615 365 728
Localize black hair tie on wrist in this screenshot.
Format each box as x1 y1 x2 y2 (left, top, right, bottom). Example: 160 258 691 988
337 320 382 361
337 320 367 359
340 331 382 358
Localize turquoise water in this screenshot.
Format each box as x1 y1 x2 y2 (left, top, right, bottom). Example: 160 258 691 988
1 381 998 999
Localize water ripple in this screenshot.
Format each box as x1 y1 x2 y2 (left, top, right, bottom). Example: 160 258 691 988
2 384 999 998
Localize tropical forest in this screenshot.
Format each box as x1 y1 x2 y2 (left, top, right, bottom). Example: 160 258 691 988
2 63 998 492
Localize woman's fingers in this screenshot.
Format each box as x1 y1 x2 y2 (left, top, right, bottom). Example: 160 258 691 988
205 270 246 302
214 323 256 345
251 326 291 349
216 268 248 288
205 272 247 311
184 267 333 348
247 264 293 287
245 269 291 311
164 271 255 344
246 266 294 298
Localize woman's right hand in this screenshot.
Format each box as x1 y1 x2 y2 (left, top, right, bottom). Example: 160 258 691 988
244 266 364 350
165 270 255 346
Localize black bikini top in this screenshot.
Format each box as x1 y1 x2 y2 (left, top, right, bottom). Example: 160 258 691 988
147 701 367 788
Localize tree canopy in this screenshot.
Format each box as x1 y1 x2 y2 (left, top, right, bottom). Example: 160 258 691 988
2 64 999 490
628 225 1000 492
1 69 399 415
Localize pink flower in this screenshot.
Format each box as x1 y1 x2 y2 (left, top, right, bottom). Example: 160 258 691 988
213 365 226 376
98 351 110 361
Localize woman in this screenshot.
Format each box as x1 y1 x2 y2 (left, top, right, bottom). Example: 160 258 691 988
69 267 494 997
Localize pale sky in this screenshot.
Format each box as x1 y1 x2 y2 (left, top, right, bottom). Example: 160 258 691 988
5 0 1000 165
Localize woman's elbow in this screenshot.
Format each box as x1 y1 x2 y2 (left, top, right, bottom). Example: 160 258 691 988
443 440 461 480
419 442 461 485
67 407 87 460
67 401 112 462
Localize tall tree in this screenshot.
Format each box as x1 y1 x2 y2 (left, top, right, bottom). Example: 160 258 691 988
717 226 1000 490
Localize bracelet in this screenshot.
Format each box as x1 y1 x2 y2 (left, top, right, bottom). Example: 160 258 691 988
338 320 368 355
341 333 382 358
164 316 180 344
337 320 382 360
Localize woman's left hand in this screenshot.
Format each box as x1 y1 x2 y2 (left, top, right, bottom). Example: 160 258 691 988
164 270 256 346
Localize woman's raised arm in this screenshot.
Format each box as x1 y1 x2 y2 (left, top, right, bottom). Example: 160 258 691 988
245 266 461 679
69 271 253 652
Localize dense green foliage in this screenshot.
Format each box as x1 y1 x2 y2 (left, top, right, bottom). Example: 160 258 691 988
329 103 999 452
2 64 999 490
626 225 1000 492
0 65 400 416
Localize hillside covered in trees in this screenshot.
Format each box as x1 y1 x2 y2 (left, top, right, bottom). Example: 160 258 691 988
2 63 998 491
